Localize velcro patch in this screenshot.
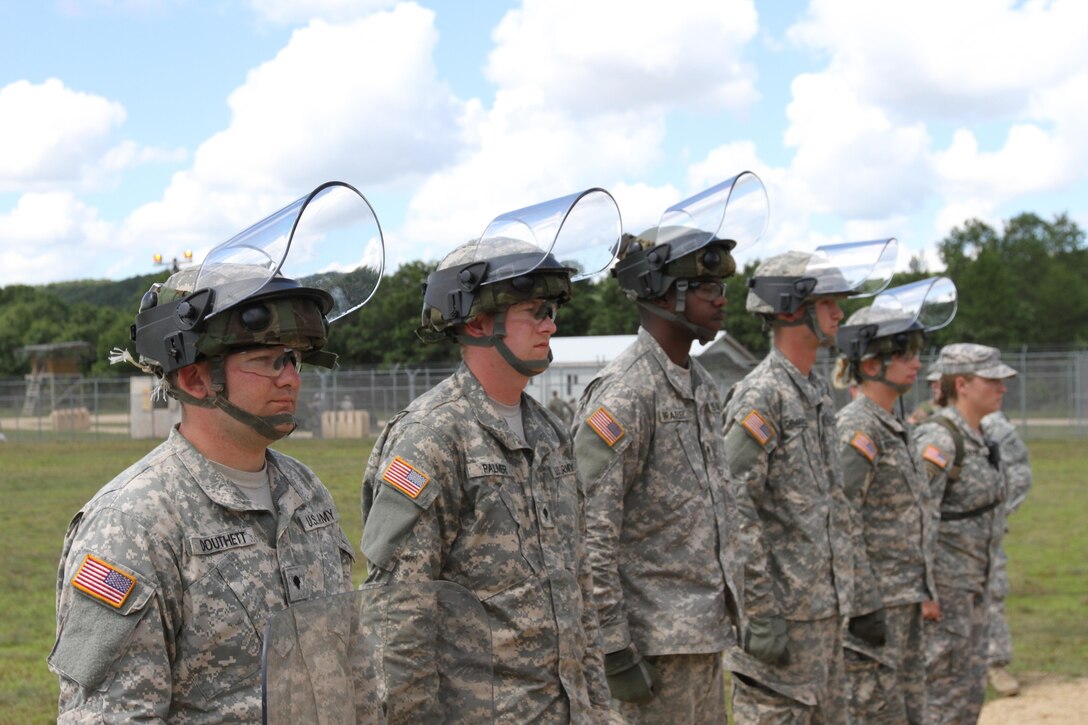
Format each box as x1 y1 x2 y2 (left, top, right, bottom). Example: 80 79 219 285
923 445 949 469
740 409 774 446
383 456 430 499
587 406 624 446
850 431 878 462
71 554 136 608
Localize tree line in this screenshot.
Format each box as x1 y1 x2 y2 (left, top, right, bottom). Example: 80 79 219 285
2 212 1085 378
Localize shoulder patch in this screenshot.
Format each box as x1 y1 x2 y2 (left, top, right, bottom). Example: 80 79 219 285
740 409 775 446
587 406 625 446
382 456 430 499
71 554 136 608
850 431 878 462
922 445 949 469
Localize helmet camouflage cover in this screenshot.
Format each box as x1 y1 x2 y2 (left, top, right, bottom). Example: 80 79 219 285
613 227 736 301
745 250 851 315
420 236 573 340
133 267 333 375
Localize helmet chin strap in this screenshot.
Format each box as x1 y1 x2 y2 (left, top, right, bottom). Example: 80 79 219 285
456 310 551 377
637 281 717 344
766 302 833 347
857 357 914 395
169 355 298 441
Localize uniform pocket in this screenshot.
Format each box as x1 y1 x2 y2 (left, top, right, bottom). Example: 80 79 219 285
177 553 264 703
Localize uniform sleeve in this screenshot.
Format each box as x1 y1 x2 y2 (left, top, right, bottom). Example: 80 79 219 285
359 421 462 723
571 385 648 654
836 427 884 614
912 422 955 571
990 420 1033 514
50 508 177 722
721 394 778 620
572 466 612 713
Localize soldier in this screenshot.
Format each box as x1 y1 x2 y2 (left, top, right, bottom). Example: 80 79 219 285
48 183 382 721
722 241 895 724
832 277 957 724
548 390 575 426
907 369 943 425
359 191 617 723
981 409 1033 697
570 172 765 724
913 343 1016 724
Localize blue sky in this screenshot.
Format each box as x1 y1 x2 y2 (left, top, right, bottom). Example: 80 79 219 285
3 0 1087 286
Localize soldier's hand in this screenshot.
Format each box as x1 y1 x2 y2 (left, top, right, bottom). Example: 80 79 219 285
743 616 789 665
848 609 887 647
922 599 941 621
604 645 661 704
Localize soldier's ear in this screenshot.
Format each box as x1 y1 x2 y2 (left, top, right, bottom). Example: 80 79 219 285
176 361 213 399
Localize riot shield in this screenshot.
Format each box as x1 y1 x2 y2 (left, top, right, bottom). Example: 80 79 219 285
262 581 493 724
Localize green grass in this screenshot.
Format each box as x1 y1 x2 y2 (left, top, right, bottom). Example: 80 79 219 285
1 436 1083 722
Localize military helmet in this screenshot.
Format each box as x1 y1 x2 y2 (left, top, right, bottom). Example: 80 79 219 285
131 267 336 376
837 305 926 362
746 239 898 315
837 276 957 362
419 236 574 341
613 226 736 301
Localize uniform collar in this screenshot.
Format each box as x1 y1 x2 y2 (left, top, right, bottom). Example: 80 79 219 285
638 327 695 399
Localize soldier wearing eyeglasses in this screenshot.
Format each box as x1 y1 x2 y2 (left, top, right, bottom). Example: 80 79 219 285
360 232 611 723
570 226 745 724
49 266 358 721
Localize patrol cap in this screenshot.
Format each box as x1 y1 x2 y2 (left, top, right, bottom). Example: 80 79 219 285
925 368 942 382
934 343 1017 379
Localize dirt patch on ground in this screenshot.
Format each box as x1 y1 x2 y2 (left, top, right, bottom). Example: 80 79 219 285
979 673 1087 724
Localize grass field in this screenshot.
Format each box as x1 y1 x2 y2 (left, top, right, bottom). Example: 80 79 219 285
1 436 1085 723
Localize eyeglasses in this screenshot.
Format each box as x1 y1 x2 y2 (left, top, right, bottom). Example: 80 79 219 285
232 347 303 377
686 279 726 302
512 299 559 323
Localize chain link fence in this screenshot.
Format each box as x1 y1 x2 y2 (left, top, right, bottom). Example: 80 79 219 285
2 349 1085 441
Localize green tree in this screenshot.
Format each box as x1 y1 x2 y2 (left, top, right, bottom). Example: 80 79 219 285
938 213 1088 347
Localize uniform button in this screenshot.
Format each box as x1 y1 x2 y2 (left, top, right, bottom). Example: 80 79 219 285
541 506 551 523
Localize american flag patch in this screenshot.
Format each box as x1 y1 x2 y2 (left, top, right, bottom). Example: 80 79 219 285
850 431 878 462
72 554 136 608
382 456 430 499
587 406 624 446
923 445 949 469
740 409 774 445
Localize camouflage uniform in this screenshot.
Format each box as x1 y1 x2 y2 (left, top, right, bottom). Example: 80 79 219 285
49 427 354 721
572 328 743 724
837 395 937 724
981 411 1032 669
914 406 1006 724
360 364 610 724
723 347 881 723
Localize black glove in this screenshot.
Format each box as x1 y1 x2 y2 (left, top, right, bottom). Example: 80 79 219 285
743 616 788 665
848 609 887 647
604 645 662 704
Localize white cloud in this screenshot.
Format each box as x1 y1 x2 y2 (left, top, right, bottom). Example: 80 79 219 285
0 78 185 194
486 0 760 116
0 192 116 285
788 0 1088 120
249 0 395 25
120 3 468 266
784 73 933 219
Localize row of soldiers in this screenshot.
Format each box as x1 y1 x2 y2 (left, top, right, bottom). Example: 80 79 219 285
50 176 1027 724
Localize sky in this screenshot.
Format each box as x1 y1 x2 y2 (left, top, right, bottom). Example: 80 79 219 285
2 0 1087 288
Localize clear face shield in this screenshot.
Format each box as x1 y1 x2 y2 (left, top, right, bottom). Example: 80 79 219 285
475 187 622 283
423 188 621 327
196 180 385 323
836 276 958 391
807 238 898 299
429 189 621 376
654 170 770 262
